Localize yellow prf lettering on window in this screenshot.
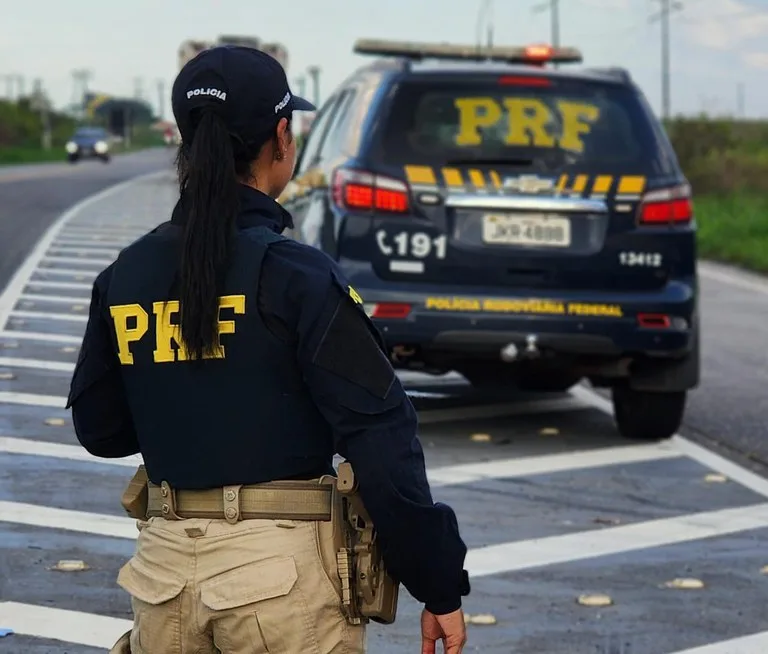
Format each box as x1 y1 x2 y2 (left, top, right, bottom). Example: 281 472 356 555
502 98 556 148
110 304 149 365
454 97 503 146
152 300 189 363
556 101 601 153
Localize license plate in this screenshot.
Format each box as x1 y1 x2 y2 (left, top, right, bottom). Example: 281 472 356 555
482 214 571 247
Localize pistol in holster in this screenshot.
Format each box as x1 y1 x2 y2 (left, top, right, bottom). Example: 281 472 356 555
334 461 399 626
121 465 148 520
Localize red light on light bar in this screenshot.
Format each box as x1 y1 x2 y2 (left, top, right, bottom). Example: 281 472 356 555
498 75 551 86
637 313 671 329
371 303 411 319
524 45 553 60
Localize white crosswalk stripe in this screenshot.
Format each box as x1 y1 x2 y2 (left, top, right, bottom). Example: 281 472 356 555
1 172 767 653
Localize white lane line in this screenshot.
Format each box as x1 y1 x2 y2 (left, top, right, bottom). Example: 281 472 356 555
0 357 75 372
466 502 768 577
0 602 132 650
670 630 768 654
47 246 119 257
9 310 87 323
0 391 66 407
0 330 81 344
24 280 92 291
427 443 682 486
0 437 675 480
0 169 165 331
699 261 768 297
3 499 768 571
419 395 587 424
54 238 132 247
41 256 113 266
19 293 89 305
0 437 141 466
32 268 96 279
570 385 768 499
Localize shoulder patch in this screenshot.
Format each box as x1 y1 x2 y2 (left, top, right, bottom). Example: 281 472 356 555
348 285 363 305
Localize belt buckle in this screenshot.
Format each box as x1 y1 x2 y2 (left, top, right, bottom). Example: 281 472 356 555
222 485 243 524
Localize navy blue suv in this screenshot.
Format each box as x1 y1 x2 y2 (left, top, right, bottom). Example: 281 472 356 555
280 39 699 441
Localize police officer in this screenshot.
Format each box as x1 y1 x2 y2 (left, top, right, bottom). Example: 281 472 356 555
68 45 469 654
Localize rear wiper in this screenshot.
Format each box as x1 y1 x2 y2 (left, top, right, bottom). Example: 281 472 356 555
445 157 535 167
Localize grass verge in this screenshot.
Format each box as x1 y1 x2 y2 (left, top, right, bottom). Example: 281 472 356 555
696 194 768 273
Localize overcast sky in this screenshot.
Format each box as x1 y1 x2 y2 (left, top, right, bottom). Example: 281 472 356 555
0 0 766 120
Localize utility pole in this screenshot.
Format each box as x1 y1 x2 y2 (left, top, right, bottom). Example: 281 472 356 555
31 78 52 150
71 69 93 118
737 82 745 118
532 0 560 47
650 0 683 120
157 79 165 120
307 66 321 107
295 76 307 99
134 77 144 101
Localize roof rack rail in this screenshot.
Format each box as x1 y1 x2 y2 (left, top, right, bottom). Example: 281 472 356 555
353 39 583 65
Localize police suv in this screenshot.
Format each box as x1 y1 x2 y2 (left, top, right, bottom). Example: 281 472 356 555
280 39 699 441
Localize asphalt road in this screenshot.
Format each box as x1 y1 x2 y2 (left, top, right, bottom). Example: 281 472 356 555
0 148 175 292
0 166 766 653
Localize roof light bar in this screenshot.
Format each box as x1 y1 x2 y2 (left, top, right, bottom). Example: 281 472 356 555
352 39 583 64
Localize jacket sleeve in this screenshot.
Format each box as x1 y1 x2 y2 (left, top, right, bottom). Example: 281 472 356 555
66 265 139 458
260 242 470 614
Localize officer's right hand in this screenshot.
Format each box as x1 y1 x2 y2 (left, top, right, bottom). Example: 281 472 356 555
421 608 467 654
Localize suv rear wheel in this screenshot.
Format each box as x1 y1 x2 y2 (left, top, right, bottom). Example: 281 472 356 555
612 385 686 441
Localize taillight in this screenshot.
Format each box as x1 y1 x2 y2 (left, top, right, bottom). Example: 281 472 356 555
364 303 411 319
332 169 410 213
637 313 671 329
637 184 693 225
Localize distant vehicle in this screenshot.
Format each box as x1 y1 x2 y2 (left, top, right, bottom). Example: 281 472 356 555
279 39 700 442
65 127 111 163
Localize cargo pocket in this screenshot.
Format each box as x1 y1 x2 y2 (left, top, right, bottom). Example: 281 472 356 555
116 557 187 654
200 556 320 654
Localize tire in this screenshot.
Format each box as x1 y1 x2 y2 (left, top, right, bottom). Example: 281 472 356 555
612 385 686 441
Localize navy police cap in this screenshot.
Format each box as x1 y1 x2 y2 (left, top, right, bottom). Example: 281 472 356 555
171 45 316 144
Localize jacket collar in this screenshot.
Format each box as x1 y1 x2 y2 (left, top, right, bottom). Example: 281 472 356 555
170 184 294 232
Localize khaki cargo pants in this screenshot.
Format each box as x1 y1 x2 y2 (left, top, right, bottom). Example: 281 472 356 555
113 514 366 653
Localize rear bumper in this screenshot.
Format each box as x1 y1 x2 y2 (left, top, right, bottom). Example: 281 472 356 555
359 280 696 359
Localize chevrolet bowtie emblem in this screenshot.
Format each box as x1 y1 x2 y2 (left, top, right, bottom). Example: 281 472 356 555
503 175 555 194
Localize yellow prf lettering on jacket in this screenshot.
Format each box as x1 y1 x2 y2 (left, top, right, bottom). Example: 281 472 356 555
110 304 149 365
453 97 601 153
111 295 246 365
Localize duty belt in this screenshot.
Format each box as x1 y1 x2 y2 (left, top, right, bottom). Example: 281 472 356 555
145 479 333 523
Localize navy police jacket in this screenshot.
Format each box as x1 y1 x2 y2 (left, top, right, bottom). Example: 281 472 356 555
67 184 469 615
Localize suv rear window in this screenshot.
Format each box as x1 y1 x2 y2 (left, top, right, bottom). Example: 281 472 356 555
378 77 673 174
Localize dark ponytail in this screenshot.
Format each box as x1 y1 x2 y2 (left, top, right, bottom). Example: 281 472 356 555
175 110 240 361
174 110 292 360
